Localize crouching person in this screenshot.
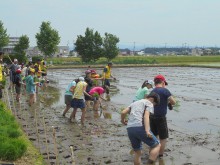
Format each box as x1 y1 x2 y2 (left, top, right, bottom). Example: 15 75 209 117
88 86 106 111
121 92 161 165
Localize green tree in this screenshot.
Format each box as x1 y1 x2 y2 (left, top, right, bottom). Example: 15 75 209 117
75 28 102 62
102 33 119 61
13 35 29 63
0 21 9 51
35 21 60 57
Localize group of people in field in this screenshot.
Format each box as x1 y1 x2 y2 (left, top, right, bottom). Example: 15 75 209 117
62 62 116 124
0 53 48 106
0 52 177 164
61 59 176 164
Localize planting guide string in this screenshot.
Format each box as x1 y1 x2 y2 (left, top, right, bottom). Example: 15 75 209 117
2 72 118 164
3 84 76 165
1 74 119 164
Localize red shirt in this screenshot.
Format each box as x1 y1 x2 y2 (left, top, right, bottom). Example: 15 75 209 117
89 87 105 95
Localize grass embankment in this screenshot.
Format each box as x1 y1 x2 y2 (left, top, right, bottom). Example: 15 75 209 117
46 56 220 68
0 101 44 165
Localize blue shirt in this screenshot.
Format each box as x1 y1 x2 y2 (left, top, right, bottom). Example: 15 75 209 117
151 87 172 117
65 81 76 95
25 75 35 93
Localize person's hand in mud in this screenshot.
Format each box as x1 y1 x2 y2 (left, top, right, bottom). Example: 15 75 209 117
121 119 128 125
121 107 130 125
146 131 153 139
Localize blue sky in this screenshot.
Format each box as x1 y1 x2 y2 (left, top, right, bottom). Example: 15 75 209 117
1 0 220 49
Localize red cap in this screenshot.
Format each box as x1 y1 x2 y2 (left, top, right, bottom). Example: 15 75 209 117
154 74 168 85
16 69 21 74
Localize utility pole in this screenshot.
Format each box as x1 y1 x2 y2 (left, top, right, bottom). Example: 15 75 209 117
133 42 135 55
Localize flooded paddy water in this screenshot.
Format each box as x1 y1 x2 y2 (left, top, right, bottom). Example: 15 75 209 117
6 67 220 165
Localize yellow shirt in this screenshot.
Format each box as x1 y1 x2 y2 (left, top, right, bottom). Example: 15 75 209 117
73 81 87 99
103 65 111 79
40 60 47 72
35 63 42 77
0 64 2 81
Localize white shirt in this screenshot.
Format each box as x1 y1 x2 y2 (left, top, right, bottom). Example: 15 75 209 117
127 99 154 128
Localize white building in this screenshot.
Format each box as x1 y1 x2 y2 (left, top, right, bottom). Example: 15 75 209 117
3 37 20 54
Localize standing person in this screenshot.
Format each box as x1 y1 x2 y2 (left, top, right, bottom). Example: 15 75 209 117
150 74 176 159
121 92 161 165
88 86 106 111
14 69 22 102
25 68 38 106
62 79 78 117
0 52 4 99
102 62 116 100
8 58 19 90
134 80 154 102
69 77 91 124
84 70 93 109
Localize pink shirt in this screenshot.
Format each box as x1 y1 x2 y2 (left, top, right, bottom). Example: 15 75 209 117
89 87 105 95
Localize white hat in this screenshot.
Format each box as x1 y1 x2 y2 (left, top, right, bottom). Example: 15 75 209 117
79 77 84 81
146 80 154 88
14 59 18 62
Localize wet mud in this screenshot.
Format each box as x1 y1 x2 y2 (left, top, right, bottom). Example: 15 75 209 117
5 67 220 165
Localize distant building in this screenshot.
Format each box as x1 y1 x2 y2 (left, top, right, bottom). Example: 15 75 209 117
3 37 20 54
26 46 70 57
191 48 203 56
26 46 42 57
55 46 69 57
137 50 145 55
119 48 131 56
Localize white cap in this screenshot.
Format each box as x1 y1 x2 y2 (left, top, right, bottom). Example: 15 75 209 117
14 59 18 62
146 80 154 88
79 77 84 81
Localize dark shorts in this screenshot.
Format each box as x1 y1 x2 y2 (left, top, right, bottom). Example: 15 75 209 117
104 79 110 87
127 127 159 151
103 79 110 94
65 95 72 105
85 95 92 101
15 86 21 94
71 99 85 109
9 71 16 83
42 73 47 76
150 115 168 139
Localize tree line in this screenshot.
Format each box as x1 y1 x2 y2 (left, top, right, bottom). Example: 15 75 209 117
0 20 119 63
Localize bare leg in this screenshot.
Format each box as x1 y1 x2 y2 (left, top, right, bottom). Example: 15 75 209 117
69 108 77 121
149 143 160 161
93 100 99 111
85 100 91 110
134 150 141 165
62 104 71 116
29 93 35 106
81 108 86 124
159 139 167 156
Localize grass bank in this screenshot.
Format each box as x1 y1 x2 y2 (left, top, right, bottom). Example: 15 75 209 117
0 101 45 165
46 55 220 69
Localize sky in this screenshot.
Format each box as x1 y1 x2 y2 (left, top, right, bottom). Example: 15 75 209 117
1 0 220 50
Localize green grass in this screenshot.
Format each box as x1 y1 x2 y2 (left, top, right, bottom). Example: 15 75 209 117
46 55 220 67
0 101 27 161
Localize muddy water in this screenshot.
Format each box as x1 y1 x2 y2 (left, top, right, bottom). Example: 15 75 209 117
7 67 220 165
46 67 220 165
49 67 220 135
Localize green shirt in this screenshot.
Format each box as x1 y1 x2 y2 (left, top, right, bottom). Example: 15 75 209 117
134 87 149 101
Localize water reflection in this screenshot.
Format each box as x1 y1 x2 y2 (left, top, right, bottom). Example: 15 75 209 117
38 86 61 107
